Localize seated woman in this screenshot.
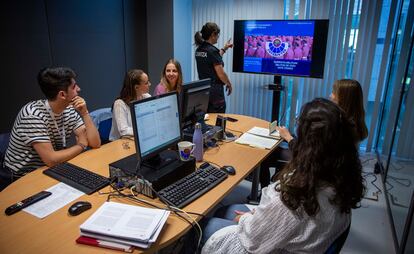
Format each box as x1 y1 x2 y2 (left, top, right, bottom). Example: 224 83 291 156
260 79 368 188
153 59 183 96
196 98 365 253
109 69 151 141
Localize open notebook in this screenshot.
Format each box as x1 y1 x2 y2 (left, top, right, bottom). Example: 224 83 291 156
235 123 281 149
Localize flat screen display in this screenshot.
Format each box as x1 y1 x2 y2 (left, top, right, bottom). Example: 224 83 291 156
233 19 329 78
130 92 181 160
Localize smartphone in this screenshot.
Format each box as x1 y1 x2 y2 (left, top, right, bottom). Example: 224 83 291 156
226 116 238 122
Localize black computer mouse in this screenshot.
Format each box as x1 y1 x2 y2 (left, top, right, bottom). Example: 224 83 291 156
221 165 236 175
68 201 92 216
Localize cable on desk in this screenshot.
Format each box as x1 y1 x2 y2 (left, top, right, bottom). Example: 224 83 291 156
226 128 243 135
138 174 203 250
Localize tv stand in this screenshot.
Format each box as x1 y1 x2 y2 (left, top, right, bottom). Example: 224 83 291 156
268 75 284 123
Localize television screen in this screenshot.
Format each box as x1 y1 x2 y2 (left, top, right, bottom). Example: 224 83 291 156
233 20 329 78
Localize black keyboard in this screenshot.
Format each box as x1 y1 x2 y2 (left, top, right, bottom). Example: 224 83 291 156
43 162 110 195
158 163 228 208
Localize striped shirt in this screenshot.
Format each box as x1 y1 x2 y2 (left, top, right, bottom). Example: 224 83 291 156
4 100 83 175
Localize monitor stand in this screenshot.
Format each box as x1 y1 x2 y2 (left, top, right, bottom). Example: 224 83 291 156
141 150 178 170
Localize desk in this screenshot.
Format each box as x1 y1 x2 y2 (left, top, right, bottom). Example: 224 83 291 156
0 114 281 253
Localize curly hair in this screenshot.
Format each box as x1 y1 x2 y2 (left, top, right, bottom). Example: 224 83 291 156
276 98 365 216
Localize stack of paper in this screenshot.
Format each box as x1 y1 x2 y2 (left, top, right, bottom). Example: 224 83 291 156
79 202 170 249
235 127 281 149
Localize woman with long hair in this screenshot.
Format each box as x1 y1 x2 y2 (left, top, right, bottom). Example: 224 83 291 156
330 79 368 142
198 98 365 253
260 79 368 188
153 59 183 96
109 69 151 140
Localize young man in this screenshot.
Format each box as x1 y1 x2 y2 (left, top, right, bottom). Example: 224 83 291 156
1 67 101 187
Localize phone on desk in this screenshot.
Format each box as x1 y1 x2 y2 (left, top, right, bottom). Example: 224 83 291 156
226 116 238 122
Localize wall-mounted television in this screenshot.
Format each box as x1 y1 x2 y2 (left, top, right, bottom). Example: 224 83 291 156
233 19 329 78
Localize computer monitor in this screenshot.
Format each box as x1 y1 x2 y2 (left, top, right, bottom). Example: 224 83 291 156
181 78 211 130
130 92 182 169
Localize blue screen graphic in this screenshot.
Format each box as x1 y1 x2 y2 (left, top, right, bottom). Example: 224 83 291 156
243 20 315 76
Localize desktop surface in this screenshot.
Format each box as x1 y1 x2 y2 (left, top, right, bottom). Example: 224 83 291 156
0 114 281 254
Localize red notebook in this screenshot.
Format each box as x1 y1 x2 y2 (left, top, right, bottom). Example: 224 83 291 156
76 236 134 253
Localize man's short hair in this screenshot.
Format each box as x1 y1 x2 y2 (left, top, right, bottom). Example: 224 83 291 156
37 67 77 100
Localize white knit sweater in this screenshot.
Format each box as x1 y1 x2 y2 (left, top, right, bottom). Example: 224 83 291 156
202 183 350 254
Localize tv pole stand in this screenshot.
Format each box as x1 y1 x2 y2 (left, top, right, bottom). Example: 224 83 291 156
267 75 284 123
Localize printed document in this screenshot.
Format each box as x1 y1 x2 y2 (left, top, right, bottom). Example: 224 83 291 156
235 132 279 149
247 126 280 139
80 202 170 247
23 182 84 219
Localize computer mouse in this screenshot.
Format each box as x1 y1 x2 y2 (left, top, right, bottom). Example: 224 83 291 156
221 165 236 175
68 201 92 216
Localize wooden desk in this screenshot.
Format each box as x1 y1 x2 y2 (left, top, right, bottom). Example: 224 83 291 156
0 114 281 253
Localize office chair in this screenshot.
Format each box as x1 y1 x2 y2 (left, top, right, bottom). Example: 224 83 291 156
324 223 351 254
89 108 112 144
0 132 11 191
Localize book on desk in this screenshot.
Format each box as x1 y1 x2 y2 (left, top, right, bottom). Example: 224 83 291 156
79 201 169 249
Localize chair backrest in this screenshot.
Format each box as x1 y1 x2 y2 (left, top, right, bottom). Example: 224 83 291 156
89 108 112 144
324 224 351 254
0 132 11 164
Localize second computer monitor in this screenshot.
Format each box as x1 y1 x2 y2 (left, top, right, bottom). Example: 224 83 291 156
181 78 212 130
130 92 182 169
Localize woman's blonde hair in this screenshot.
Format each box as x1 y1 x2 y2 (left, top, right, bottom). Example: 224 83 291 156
160 59 183 92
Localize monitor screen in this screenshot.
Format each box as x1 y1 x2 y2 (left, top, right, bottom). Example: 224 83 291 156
130 92 182 162
181 78 211 130
233 19 329 78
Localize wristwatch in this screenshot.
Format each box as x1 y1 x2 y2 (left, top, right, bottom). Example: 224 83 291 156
78 143 88 151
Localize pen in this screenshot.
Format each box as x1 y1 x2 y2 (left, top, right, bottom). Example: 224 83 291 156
76 236 133 253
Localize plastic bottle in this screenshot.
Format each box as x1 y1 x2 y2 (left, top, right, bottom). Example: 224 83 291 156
192 123 204 162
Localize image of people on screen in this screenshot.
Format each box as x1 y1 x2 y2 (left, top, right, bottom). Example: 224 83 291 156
244 35 313 61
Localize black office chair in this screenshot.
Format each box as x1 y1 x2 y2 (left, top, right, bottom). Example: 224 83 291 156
0 132 11 191
324 223 351 254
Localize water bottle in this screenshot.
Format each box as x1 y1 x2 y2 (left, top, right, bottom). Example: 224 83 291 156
192 123 203 162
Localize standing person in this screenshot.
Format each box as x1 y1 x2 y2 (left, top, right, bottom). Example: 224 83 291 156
1 67 101 187
109 69 151 141
153 59 183 96
194 98 365 253
260 78 368 188
194 22 234 113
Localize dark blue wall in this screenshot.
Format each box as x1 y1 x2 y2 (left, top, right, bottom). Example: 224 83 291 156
0 0 148 133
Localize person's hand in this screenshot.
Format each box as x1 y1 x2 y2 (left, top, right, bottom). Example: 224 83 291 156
275 126 294 142
224 38 233 50
225 83 233 96
76 128 89 148
233 209 255 223
71 96 89 117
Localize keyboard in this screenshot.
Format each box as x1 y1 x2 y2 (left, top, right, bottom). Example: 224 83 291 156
158 163 228 208
43 162 110 195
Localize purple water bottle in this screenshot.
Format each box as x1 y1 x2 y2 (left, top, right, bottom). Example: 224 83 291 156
192 123 203 162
